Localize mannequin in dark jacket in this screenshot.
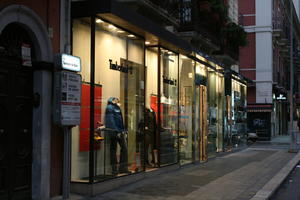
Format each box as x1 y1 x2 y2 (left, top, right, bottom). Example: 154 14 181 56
105 97 129 174
144 107 157 166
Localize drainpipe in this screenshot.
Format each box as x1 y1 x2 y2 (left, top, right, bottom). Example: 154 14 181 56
60 0 72 199
60 0 71 54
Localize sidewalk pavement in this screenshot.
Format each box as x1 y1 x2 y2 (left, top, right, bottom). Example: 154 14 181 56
69 142 300 200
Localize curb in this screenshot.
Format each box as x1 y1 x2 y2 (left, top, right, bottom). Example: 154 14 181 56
250 151 300 200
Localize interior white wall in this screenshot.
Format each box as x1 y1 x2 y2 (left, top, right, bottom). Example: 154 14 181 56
145 49 158 108
72 19 91 82
71 19 91 180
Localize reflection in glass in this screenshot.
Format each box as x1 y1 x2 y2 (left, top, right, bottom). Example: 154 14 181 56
94 20 145 180
195 63 208 161
179 55 194 165
145 48 159 169
207 69 224 157
71 17 145 182
231 80 247 146
159 48 178 166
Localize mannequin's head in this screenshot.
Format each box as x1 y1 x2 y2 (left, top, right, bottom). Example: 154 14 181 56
113 98 121 107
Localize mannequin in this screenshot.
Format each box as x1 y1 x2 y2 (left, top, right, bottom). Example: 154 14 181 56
105 97 130 175
144 107 157 166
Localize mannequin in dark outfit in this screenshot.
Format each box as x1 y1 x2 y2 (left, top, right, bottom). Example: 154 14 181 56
144 107 157 166
105 97 129 174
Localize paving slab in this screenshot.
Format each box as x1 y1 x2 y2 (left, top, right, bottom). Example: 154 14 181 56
60 144 300 200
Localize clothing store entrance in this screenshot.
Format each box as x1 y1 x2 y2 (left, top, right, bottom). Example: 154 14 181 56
0 24 33 200
196 85 208 162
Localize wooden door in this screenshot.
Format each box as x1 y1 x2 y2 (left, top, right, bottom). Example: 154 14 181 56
0 60 33 200
199 86 208 161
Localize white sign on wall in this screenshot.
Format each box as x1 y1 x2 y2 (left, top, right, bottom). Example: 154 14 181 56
55 54 81 72
53 71 82 126
21 43 32 67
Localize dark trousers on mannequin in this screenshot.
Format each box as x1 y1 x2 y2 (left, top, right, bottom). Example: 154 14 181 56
109 131 128 174
144 132 155 165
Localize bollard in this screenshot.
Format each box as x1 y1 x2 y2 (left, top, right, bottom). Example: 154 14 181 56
288 130 299 153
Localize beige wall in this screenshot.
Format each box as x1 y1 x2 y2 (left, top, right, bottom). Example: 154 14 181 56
145 49 158 108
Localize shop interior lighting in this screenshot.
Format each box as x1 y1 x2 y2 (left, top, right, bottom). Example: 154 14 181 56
127 34 135 38
196 65 206 76
196 67 201 74
108 24 117 30
181 55 188 59
117 30 125 33
145 41 150 45
96 18 103 23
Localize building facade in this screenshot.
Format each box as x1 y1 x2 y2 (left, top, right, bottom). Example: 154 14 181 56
69 0 248 196
239 0 300 139
0 0 248 199
0 0 62 199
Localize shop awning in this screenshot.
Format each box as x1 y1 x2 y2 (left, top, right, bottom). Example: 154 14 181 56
71 0 193 55
247 104 273 112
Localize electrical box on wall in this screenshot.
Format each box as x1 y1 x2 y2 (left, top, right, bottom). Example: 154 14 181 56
53 71 82 126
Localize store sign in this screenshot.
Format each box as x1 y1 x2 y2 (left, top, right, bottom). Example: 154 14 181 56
163 75 177 86
109 59 133 74
53 71 82 126
56 54 81 72
276 94 286 100
21 43 32 67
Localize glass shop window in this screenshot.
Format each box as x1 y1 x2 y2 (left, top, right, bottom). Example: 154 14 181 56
179 55 194 165
159 48 178 166
71 17 145 182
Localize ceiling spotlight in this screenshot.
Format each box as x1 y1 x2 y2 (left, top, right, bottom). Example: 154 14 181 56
96 18 103 23
145 41 150 45
117 30 125 33
108 24 117 29
128 34 135 38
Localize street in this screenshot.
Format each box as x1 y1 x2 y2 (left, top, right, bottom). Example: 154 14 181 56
271 163 300 200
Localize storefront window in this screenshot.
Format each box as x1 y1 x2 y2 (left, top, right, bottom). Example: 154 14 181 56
71 18 91 182
207 67 224 157
145 47 159 169
71 17 145 182
194 63 208 161
94 19 145 179
232 80 247 145
179 55 194 165
160 48 178 166
216 69 224 151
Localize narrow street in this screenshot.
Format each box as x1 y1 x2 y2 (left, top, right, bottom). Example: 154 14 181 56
69 142 299 200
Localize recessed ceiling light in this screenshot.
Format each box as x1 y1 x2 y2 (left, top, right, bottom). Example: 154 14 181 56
145 41 150 45
117 30 125 33
96 19 103 23
128 34 135 38
108 24 117 29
